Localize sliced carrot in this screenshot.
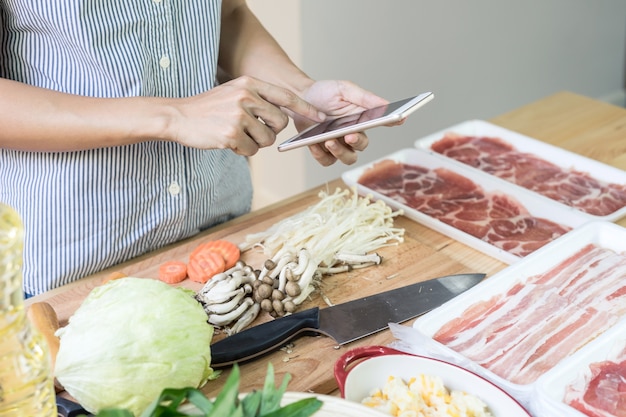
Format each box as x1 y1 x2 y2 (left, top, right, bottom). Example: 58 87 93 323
101 270 128 285
187 250 226 283
190 240 240 270
158 261 188 284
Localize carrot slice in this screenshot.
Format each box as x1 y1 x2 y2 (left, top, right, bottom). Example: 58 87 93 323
101 271 128 285
158 261 188 284
187 250 226 283
190 240 240 270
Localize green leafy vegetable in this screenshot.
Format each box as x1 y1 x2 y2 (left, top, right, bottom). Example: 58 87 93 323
240 391 262 416
55 278 216 416
89 364 323 417
204 365 241 416
263 398 323 417
259 363 290 415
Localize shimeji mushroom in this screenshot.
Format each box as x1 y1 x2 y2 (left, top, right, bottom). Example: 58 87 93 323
199 188 404 333
197 262 260 330
239 187 404 315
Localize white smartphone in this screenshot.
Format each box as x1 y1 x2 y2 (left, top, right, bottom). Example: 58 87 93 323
277 91 433 152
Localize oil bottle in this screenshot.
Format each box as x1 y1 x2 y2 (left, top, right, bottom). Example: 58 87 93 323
0 203 56 416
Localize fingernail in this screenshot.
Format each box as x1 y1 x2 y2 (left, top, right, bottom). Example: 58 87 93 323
317 111 327 121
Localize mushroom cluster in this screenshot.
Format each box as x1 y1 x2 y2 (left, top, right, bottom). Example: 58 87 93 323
252 249 317 318
197 188 405 335
196 261 260 335
196 247 384 333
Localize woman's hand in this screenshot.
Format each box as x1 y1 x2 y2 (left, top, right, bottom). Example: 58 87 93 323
294 80 388 166
167 76 325 156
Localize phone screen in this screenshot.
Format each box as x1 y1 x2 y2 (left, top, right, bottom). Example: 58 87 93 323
295 97 414 140
277 92 433 151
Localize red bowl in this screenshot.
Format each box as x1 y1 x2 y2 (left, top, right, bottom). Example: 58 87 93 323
334 345 531 416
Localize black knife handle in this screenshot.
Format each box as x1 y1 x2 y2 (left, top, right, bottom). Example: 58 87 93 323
56 396 92 417
210 307 321 368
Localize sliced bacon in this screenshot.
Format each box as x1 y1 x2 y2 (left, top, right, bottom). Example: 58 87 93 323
463 289 568 368
528 243 598 287
433 294 504 345
442 284 554 355
432 243 626 384
510 309 615 384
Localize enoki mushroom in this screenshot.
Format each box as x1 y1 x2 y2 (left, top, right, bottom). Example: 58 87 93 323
197 187 405 334
240 187 405 314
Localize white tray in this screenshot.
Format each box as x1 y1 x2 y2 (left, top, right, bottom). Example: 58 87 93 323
413 120 626 222
341 148 590 264
535 321 626 417
406 221 626 416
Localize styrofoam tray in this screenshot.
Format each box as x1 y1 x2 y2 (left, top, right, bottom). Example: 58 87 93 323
404 221 626 416
341 148 590 264
413 120 626 222
535 321 626 417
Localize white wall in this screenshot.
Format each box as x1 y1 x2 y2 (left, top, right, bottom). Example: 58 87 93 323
247 0 306 208
249 0 626 207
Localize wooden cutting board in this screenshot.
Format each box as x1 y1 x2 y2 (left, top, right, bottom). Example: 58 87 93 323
31 181 500 399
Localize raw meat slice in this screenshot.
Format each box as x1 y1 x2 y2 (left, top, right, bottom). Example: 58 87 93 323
565 342 626 417
431 134 626 216
432 244 626 384
358 160 570 257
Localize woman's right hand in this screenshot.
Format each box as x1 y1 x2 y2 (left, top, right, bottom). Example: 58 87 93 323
165 76 326 156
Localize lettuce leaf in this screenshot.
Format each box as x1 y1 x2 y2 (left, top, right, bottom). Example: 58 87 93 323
55 278 215 416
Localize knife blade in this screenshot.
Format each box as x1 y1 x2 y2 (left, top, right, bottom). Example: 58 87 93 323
210 272 485 367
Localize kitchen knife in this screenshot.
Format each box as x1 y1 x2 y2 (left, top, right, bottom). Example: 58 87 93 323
210 272 485 367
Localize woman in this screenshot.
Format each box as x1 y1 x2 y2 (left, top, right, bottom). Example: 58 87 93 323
0 0 387 296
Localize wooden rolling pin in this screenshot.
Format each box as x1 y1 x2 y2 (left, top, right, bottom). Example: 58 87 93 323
25 271 128 394
26 301 64 393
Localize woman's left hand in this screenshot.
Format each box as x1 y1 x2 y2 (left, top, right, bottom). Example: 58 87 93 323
295 80 388 166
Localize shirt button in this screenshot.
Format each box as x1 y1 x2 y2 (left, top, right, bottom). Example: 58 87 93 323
159 55 171 69
153 0 162 3
168 181 181 196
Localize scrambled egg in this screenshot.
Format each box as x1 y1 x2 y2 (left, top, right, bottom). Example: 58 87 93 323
361 374 494 417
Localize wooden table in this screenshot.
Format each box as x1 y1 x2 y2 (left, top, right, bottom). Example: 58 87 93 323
27 91 626 399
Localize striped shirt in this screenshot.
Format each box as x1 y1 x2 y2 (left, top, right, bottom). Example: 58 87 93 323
0 0 253 295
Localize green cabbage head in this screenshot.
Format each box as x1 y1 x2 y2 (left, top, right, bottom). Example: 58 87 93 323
55 277 215 416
